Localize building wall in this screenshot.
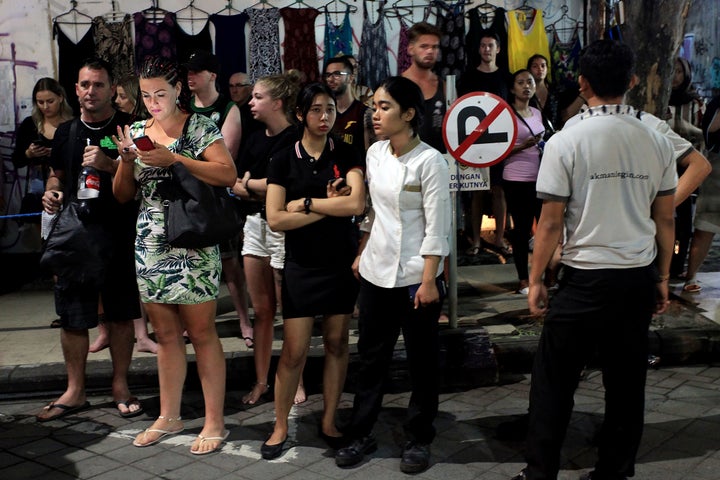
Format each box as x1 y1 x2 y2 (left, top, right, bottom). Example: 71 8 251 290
683 0 720 98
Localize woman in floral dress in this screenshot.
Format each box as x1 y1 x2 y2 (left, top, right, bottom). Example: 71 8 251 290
112 56 236 455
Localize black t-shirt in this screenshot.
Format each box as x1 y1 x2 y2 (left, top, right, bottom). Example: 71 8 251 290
267 138 364 267
236 124 299 179
333 100 368 157
50 111 137 233
456 67 512 101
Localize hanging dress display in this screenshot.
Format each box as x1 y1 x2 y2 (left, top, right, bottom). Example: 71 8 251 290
93 15 135 81
324 5 353 58
506 8 551 77
359 0 390 90
550 25 582 91
54 22 95 116
465 6 508 72
133 11 178 68
246 7 282 83
174 20 212 64
211 12 249 96
434 0 467 78
280 7 320 83
397 17 412 74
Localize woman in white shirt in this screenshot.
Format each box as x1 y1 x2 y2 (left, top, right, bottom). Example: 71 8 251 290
335 76 451 474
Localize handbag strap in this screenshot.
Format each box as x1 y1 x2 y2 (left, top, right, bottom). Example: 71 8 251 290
511 105 539 138
63 118 80 203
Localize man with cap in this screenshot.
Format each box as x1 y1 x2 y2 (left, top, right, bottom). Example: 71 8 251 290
186 50 243 159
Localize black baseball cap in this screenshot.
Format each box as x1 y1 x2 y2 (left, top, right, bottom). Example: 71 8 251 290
185 50 220 74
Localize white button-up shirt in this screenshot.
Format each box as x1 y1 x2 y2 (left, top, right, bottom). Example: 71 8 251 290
359 139 451 288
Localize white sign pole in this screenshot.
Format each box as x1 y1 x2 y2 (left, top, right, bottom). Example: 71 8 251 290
445 75 458 330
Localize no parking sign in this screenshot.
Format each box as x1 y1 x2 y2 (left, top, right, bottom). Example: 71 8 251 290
442 92 517 168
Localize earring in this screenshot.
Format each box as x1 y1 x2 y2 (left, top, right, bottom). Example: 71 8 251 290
176 98 180 105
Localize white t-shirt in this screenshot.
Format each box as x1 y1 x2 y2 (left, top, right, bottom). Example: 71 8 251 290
538 104 678 270
359 139 451 288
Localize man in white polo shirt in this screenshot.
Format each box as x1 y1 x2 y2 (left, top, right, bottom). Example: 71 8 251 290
512 40 677 480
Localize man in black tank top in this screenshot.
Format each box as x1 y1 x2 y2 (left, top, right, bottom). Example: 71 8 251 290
401 22 447 153
186 50 243 160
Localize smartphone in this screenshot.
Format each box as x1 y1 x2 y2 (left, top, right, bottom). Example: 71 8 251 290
133 135 155 150
329 178 347 190
33 137 52 148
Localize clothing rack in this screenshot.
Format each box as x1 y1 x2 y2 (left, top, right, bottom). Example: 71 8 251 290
175 1 209 34
53 1 93 44
102 1 128 22
214 1 242 16
323 0 359 14
142 1 170 22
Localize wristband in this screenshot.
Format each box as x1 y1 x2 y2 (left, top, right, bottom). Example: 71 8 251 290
304 197 312 214
657 273 670 282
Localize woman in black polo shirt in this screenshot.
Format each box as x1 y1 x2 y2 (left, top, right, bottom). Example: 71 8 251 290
261 82 366 459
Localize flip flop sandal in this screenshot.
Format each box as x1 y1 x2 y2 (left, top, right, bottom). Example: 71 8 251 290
190 430 230 455
116 397 144 418
683 279 702 293
242 336 254 349
36 401 90 422
133 416 184 447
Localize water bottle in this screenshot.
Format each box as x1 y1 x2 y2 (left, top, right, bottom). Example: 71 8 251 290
77 166 101 199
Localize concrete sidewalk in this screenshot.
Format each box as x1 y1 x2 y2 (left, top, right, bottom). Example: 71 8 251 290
1 261 719 396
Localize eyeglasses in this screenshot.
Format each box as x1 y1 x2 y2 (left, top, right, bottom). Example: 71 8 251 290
323 71 350 80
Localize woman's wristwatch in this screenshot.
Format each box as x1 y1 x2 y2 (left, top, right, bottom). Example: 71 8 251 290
304 197 312 214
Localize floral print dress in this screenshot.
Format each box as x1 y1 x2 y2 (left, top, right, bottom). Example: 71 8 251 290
129 114 222 304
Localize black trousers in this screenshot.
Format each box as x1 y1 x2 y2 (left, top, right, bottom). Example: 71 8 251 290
345 276 444 444
524 265 656 480
503 180 542 281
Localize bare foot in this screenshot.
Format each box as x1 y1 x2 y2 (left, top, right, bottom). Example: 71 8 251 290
242 382 269 405
135 338 158 354
239 321 254 347
294 382 307 405
88 335 109 353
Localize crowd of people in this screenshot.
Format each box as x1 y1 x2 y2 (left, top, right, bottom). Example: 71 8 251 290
13 17 717 478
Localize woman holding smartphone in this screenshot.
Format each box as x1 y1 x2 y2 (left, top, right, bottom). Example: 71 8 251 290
504 69 546 294
12 78 73 226
261 83 365 459
112 56 236 455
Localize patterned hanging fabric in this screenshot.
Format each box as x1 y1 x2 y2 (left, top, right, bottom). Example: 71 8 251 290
93 15 135 81
280 7 320 83
246 7 282 83
324 4 353 58
397 17 411 74
359 0 390 90
133 11 178 68
550 25 582 91
434 0 466 78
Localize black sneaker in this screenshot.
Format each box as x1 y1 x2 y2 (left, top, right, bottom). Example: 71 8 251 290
335 434 377 467
400 441 430 474
510 469 527 480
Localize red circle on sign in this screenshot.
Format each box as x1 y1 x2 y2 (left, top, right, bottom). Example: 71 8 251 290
442 92 517 168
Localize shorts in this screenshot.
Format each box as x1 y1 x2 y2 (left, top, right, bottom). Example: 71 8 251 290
55 270 141 331
219 233 241 260
241 213 285 269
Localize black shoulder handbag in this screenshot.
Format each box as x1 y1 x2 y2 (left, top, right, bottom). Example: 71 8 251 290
40 119 112 283
157 117 242 249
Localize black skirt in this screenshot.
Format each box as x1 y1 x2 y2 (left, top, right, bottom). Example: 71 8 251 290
280 260 359 319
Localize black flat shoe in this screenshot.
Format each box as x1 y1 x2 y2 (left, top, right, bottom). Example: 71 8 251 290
261 436 287 460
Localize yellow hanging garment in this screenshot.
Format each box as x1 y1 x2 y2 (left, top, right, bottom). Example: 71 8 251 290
507 8 552 79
